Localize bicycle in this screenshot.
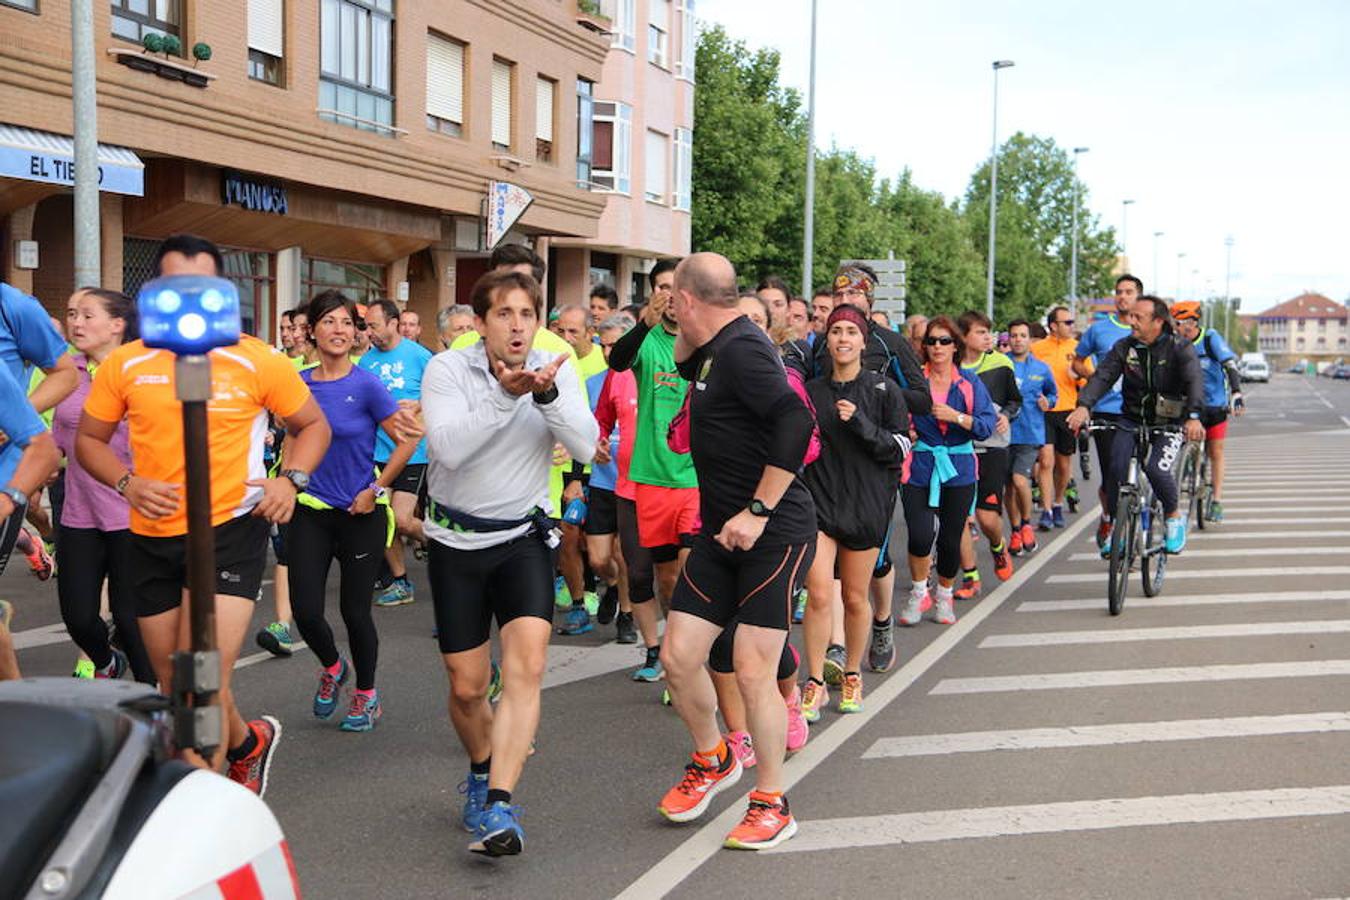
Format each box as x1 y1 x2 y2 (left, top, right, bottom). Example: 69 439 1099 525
1090 421 1182 616
1178 438 1212 531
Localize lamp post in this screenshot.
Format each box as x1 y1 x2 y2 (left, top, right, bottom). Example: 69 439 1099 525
1069 146 1089 305
985 59 1015 320
1224 235 1235 336
1176 251 1186 301
1121 199 1135 264
1152 230 1164 291
800 0 818 297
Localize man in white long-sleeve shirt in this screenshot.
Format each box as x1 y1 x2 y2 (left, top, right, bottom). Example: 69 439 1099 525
421 269 598 858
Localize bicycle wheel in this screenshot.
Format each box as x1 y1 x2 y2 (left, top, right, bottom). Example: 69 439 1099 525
1197 456 1213 528
1108 491 1136 616
1141 498 1168 597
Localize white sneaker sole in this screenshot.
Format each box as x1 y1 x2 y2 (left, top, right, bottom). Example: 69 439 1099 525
659 756 743 824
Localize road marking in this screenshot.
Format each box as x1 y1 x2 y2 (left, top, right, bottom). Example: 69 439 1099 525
1017 589 1350 612
1046 566 1350 584
979 620 1350 648
762 785 1350 854
1222 505 1349 513
1225 517 1350 525
1067 546 1344 561
862 711 1350 758
1221 489 1350 497
611 505 1102 899
1188 530 1350 540
930 660 1350 695
11 623 72 651
235 643 309 669
1342 415 1350 429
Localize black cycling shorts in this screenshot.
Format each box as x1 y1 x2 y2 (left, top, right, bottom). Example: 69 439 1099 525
1200 406 1228 429
671 534 814 632
129 514 270 617
1045 410 1077 456
975 447 1010 512
584 487 618 536
383 462 427 498
427 533 554 654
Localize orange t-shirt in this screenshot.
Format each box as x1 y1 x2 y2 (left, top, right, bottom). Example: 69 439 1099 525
1031 334 1082 412
84 336 312 537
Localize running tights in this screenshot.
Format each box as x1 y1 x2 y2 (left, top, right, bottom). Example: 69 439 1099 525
616 496 655 604
902 482 977 580
57 526 155 683
1104 425 1184 519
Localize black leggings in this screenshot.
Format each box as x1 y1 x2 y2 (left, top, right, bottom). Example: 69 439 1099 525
1104 424 1184 519
902 482 977 580
57 526 155 683
287 504 385 691
616 495 655 604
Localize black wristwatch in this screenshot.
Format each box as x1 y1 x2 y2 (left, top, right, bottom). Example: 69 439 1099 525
748 498 774 518
533 384 560 405
281 469 310 491
115 472 133 496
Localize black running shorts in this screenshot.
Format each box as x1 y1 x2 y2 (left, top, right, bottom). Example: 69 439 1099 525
427 534 554 654
975 447 1010 512
1045 410 1077 457
129 513 270 617
584 487 618 537
670 535 814 632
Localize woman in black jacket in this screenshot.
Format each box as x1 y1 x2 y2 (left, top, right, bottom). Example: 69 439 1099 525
800 305 911 720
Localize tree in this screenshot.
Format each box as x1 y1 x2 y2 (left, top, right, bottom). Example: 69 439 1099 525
874 171 985 318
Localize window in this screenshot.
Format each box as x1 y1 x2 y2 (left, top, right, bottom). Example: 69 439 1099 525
672 126 692 210
576 78 595 187
222 250 275 340
1297 318 1306 329
1 0 38 12
111 0 181 46
248 0 284 85
319 0 395 133
426 32 465 136
592 101 632 194
536 76 556 163
675 0 696 81
491 58 514 151
644 130 667 204
302 257 386 304
647 0 670 68
604 0 636 52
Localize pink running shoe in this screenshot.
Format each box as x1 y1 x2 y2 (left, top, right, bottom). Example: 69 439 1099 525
726 730 757 769
785 686 809 752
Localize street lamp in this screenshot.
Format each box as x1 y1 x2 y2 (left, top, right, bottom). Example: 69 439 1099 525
1224 235 1235 336
1152 231 1164 291
1069 146 1089 305
1176 251 1186 301
985 59 1015 320
1121 199 1135 263
800 0 818 297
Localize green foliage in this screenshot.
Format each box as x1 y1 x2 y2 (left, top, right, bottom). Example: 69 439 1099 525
192 42 212 62
141 33 164 54
161 35 182 57
578 0 603 15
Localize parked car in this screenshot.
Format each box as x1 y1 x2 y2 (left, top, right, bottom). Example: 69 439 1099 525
1242 360 1271 383
1331 364 1350 380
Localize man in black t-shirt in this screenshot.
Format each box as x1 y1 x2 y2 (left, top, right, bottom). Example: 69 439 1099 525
654 253 816 851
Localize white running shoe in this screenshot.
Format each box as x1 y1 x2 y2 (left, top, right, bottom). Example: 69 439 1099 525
898 590 930 626
933 592 956 625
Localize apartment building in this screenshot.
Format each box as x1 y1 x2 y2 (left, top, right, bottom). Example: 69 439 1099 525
0 0 613 346
1255 292 1349 366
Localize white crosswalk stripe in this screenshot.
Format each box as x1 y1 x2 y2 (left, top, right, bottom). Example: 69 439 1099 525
1047 566 1350 584
931 661 1350 695
1017 589 1350 612
979 620 1350 647
1067 546 1344 561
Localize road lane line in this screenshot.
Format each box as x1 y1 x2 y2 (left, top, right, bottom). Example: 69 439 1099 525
979 620 1350 648
1017 589 1350 612
1067 547 1345 561
1224 517 1350 524
862 711 1350 758
1046 566 1350 584
1187 530 1350 539
11 624 72 651
930 660 1350 695
610 505 1103 899
1221 489 1350 497
762 785 1350 854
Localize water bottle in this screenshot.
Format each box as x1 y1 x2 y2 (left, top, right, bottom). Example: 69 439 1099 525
563 497 588 526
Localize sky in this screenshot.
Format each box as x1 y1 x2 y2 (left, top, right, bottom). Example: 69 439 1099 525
696 0 1350 312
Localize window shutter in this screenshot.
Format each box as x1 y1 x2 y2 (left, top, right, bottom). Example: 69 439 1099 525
536 77 554 142
426 34 464 124
248 0 284 58
645 130 666 202
492 60 513 147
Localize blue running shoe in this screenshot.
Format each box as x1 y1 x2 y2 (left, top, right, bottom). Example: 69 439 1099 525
1052 506 1066 528
633 648 663 682
459 771 490 832
1037 509 1054 532
375 578 414 607
553 576 571 609
313 658 349 719
558 605 593 635
470 801 524 857
1165 515 1187 554
340 689 381 732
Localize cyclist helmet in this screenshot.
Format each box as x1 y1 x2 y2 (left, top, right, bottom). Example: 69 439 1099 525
1170 301 1201 322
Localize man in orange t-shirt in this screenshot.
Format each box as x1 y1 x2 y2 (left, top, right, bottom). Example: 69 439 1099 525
77 235 330 795
1031 305 1084 525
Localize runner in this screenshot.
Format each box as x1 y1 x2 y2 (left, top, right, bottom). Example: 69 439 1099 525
288 306 318 368
421 269 597 856
279 309 296 357
1170 301 1244 521
897 316 996 628
756 274 792 327
0 281 78 413
589 283 620 327
786 297 812 343
437 304 475 349
77 234 330 794
655 252 815 850
905 314 929 358
290 291 420 732
801 304 909 719
1005 318 1057 558
399 309 423 343
360 299 433 607
808 286 833 346
1031 306 1082 529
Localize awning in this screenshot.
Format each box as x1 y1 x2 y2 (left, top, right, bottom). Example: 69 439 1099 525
0 123 144 197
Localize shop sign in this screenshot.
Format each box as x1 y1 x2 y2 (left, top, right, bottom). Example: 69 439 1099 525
485 181 533 250
0 145 144 196
221 170 289 215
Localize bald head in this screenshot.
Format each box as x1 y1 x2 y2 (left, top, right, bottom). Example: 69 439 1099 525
674 252 739 308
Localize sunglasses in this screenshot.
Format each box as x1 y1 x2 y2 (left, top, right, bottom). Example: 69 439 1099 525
924 336 956 346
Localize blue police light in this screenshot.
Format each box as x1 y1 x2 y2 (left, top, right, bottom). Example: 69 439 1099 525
136 275 241 355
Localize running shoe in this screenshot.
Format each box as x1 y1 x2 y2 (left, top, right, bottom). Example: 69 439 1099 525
868 620 896 672
992 546 1014 581
256 621 296 657
954 573 981 601
597 584 619 625
785 686 809 752
226 716 282 798
723 791 796 851
791 588 807 624
557 605 593 635
313 658 350 719
726 730 757 769
1165 515 1187 554
23 530 53 581
94 648 129 680
1099 530 1114 560
488 660 503 704
71 658 95 679
633 647 663 682
1031 483 1042 506
658 747 743 823
459 771 490 832
375 578 414 607
800 680 827 723
1037 509 1054 532
1052 506 1067 528
822 644 847 687
583 591 601 617
897 590 930 627
1009 528 1024 557
1207 501 1224 523
838 673 863 713
469 802 524 857
553 576 571 610
1020 523 1038 553
1095 518 1113 550
0 599 11 630
933 592 956 625
661 687 672 706
615 611 638 644
340 690 381 732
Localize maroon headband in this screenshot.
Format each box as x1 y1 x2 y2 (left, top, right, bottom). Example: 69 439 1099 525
825 304 870 333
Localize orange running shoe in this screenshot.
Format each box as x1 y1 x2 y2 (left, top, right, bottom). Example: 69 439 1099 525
1020 522 1038 553
1008 528 1024 556
225 716 282 798
658 746 742 823
22 530 53 581
992 546 1014 581
724 791 797 850
954 573 981 601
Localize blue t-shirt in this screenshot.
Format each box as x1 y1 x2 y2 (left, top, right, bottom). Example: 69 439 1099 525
1193 328 1238 408
1075 314 1131 415
0 283 68 384
1010 355 1058 447
0 363 46 488
301 366 399 509
586 368 619 492
358 338 432 464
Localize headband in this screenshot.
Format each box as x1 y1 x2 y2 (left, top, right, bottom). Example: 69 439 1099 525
825 304 870 333
832 266 875 296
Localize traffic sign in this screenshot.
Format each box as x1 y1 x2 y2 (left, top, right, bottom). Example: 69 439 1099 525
843 257 908 316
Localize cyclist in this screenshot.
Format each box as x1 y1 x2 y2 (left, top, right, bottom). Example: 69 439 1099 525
1170 301 1244 522
1067 295 1205 555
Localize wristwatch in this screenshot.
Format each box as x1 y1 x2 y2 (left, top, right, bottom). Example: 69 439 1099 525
748 498 774 518
0 485 26 513
281 469 310 491
533 384 560 405
371 483 388 500
115 472 133 496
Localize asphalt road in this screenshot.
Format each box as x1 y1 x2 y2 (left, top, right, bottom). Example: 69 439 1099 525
5 373 1350 898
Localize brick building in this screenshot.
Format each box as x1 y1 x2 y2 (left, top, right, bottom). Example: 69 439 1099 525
1254 292 1349 368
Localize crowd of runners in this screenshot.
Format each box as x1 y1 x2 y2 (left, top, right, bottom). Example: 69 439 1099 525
0 234 1245 857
